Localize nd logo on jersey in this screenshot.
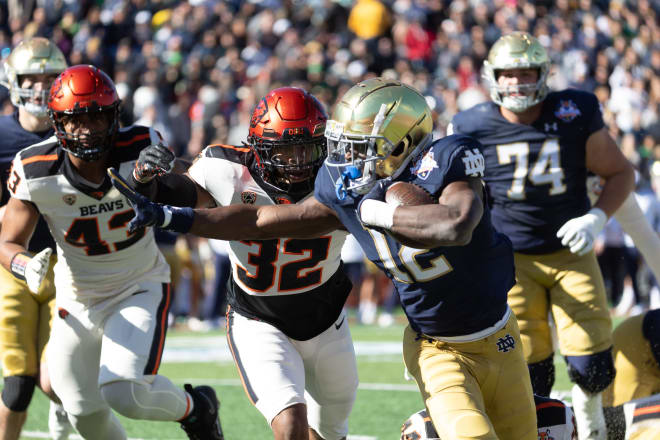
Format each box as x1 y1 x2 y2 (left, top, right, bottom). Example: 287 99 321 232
462 148 485 177
496 334 515 352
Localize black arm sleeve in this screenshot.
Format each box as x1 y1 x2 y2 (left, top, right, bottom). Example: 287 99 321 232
128 172 198 208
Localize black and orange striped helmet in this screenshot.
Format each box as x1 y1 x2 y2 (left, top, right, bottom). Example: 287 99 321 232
247 87 327 197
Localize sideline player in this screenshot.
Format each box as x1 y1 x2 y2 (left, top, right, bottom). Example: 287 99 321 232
0 65 223 440
112 78 538 439
0 37 71 440
449 32 635 439
120 87 358 440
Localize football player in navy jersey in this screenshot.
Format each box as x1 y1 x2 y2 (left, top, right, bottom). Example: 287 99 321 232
112 78 538 439
448 32 635 440
0 65 223 440
0 38 72 440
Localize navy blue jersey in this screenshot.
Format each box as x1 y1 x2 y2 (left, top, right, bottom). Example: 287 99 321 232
451 90 604 254
0 112 55 252
315 135 515 337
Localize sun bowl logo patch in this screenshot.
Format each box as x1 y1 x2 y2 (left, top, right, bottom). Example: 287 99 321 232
62 194 76 205
554 100 581 122
414 148 438 180
241 191 257 204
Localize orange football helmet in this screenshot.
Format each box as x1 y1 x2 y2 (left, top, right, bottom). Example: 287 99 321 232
247 87 327 197
48 64 121 161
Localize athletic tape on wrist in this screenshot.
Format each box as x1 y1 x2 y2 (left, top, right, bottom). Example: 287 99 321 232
9 252 31 281
360 200 396 229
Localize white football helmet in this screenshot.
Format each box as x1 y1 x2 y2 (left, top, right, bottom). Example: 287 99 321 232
3 37 67 116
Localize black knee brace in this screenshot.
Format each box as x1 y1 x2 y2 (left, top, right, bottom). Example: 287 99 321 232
528 354 555 397
1 375 36 412
565 348 616 394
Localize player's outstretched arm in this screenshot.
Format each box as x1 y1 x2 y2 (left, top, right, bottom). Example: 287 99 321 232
111 170 342 239
190 196 343 240
360 178 484 248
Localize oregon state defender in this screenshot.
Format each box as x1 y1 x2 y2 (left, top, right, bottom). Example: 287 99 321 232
0 65 223 440
450 32 634 439
125 87 357 440
0 37 70 440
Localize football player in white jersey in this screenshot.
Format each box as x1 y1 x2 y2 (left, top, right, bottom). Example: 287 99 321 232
122 87 358 440
0 65 223 440
0 37 71 440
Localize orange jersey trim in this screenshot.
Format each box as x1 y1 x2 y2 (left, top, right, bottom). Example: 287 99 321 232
21 154 58 165
208 143 251 153
633 404 660 417
536 401 566 411
116 133 151 147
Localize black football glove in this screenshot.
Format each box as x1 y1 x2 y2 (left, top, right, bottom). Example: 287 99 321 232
133 143 175 183
108 168 194 234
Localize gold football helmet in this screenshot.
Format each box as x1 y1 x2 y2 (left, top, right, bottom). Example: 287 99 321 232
3 37 67 116
325 78 433 197
483 32 550 112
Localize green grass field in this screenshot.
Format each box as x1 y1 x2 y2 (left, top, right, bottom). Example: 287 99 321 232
14 314 585 439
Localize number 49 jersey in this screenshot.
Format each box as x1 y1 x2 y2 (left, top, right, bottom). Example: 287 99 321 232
450 89 604 254
188 144 350 341
8 126 170 300
315 135 516 338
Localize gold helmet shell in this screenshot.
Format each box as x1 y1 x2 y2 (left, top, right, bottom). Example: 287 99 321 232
4 37 68 116
325 78 433 195
483 32 550 112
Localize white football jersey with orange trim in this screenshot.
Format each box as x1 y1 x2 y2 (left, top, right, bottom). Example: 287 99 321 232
8 126 169 301
188 144 347 297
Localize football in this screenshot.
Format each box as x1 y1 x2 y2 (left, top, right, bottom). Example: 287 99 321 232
385 182 436 207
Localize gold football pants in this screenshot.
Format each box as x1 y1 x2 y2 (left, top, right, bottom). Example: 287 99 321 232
509 249 612 363
0 256 56 377
403 314 537 439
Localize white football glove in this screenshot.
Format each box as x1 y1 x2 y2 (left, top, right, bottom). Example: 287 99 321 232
25 248 52 294
556 208 607 256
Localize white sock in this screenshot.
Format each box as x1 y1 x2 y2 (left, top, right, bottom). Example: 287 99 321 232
571 384 606 440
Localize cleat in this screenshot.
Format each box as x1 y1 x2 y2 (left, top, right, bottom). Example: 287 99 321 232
180 384 224 440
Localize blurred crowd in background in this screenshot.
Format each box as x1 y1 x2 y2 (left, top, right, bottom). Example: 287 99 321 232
0 0 658 328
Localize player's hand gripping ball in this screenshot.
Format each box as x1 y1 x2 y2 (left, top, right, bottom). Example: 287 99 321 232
385 182 437 249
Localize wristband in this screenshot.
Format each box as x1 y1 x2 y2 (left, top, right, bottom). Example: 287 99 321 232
10 252 31 281
163 206 194 233
360 199 397 229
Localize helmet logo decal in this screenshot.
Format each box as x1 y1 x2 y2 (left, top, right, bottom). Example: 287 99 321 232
462 148 485 177
62 194 76 205
250 98 268 128
414 148 438 180
554 100 581 122
241 191 257 204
